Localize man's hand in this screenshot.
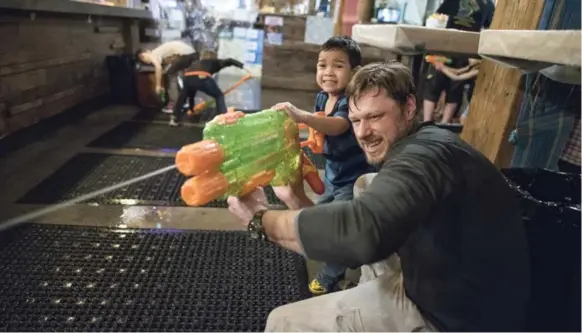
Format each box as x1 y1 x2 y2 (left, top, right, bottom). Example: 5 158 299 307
434 62 445 71
155 86 164 95
272 102 309 123
227 188 269 226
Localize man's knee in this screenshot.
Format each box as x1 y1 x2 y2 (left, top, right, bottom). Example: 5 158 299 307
265 303 293 331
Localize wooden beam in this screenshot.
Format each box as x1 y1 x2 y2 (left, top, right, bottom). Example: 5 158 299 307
460 0 546 168
356 0 374 23
334 0 346 35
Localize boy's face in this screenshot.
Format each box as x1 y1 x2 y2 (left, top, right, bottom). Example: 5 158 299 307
316 49 352 94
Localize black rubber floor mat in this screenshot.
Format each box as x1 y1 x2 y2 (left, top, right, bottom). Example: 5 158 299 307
88 122 204 150
18 153 284 207
303 147 326 170
133 109 207 123
0 223 310 332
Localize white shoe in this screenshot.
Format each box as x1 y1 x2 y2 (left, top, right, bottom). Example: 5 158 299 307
162 103 174 114
169 116 179 127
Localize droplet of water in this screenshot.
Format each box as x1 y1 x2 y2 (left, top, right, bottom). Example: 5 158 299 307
53 299 61 304
96 268 105 274
76 299 86 305
86 283 95 289
100 299 109 305
75 268 82 274
67 316 75 322
105 255 113 261
64 282 72 288
112 244 120 248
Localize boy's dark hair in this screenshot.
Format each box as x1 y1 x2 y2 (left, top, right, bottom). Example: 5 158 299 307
320 36 362 69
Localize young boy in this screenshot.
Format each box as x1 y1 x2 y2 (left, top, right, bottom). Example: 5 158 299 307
273 36 374 295
433 58 481 124
170 50 244 126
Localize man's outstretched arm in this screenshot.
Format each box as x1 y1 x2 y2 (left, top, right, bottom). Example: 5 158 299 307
261 144 455 266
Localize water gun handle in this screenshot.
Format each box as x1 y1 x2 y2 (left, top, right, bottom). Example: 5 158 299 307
425 55 452 65
301 152 325 195
298 111 325 154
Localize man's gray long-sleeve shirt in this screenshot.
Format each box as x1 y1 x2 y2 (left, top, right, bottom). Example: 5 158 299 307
295 123 530 332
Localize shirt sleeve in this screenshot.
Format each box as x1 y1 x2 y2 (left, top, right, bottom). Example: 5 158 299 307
295 141 456 267
333 97 350 121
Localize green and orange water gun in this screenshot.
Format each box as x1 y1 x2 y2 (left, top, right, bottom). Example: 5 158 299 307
175 109 324 206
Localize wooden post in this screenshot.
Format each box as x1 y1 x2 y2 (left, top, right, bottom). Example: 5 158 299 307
334 0 346 35
356 0 374 23
460 0 546 168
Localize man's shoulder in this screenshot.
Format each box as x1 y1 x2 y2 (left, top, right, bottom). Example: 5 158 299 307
388 123 476 163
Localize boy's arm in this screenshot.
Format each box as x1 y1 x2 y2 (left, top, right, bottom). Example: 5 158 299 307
302 96 350 136
217 58 244 71
440 67 480 81
301 111 350 136
151 57 163 92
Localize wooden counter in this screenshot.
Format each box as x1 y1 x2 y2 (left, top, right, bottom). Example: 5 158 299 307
0 0 155 136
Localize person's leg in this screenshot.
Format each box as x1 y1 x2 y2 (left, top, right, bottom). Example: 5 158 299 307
164 53 198 110
441 79 464 124
422 66 446 122
170 80 192 127
199 77 227 114
310 183 355 295
265 254 436 332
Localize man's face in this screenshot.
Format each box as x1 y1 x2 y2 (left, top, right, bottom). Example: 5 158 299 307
316 50 352 94
349 88 416 165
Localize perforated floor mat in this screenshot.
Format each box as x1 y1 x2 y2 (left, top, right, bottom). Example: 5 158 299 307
18 153 284 207
0 223 310 332
88 122 204 150
133 109 206 123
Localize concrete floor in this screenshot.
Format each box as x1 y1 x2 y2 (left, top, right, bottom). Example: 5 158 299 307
0 103 352 284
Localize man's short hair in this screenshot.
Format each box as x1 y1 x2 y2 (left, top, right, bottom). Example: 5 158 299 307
347 61 416 107
320 36 362 69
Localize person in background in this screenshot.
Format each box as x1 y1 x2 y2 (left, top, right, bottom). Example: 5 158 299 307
135 40 198 113
272 36 375 295
227 61 529 332
433 58 482 124
170 50 244 127
422 0 495 123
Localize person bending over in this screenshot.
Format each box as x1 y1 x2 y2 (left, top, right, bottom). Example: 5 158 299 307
272 36 375 296
228 61 529 332
136 40 198 112
170 50 244 126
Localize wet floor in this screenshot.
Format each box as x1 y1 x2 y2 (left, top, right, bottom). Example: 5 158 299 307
0 86 332 282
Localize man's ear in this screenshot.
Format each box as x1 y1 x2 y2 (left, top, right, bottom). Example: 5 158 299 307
405 94 416 121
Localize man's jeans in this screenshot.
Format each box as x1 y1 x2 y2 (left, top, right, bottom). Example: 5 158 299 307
265 173 437 332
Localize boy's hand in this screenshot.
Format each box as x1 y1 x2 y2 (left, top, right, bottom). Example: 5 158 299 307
434 62 444 71
272 102 308 123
